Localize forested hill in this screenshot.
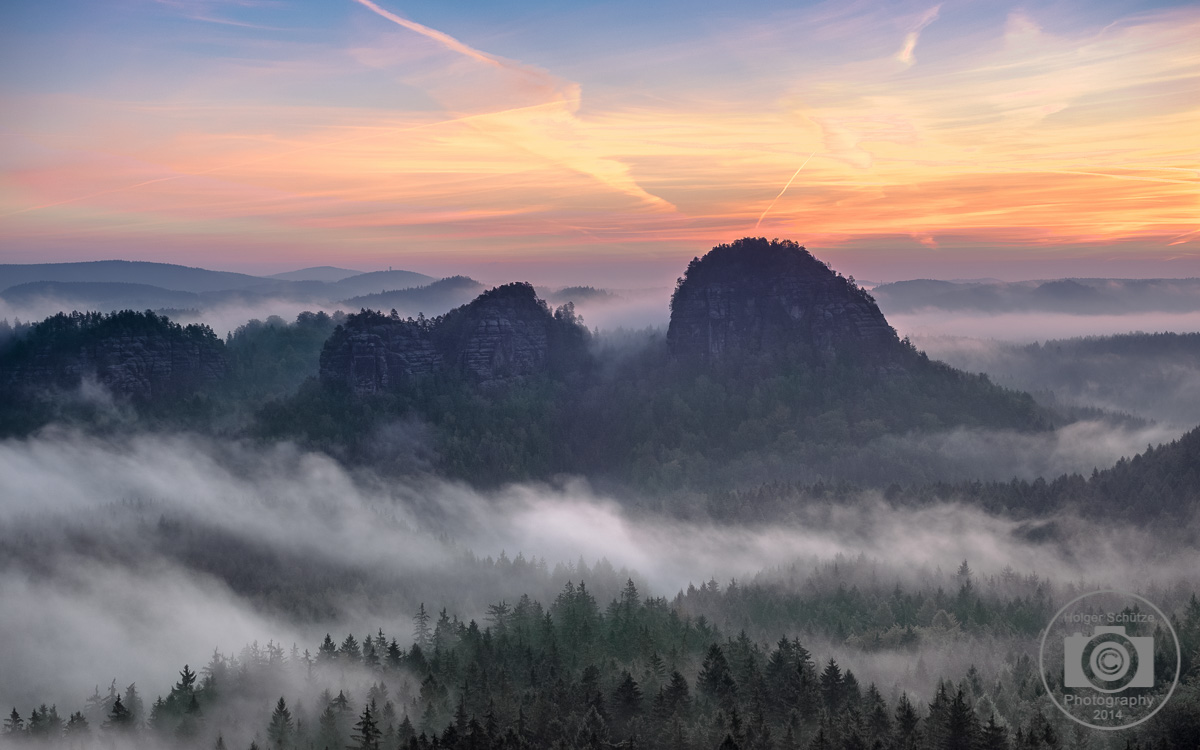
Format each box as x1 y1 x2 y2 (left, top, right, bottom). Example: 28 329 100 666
0 241 1056 489
710 422 1200 525
277 240 1049 488
0 310 225 401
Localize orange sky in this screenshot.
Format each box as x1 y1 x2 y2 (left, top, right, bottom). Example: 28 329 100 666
1 0 1197 283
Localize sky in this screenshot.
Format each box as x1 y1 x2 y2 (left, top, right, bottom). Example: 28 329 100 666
0 0 1197 285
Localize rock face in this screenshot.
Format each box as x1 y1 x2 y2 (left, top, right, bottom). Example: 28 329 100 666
317 315 443 396
667 238 901 365
0 310 226 399
320 282 588 394
450 283 552 385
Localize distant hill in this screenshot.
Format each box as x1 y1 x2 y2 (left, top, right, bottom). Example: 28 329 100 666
341 276 484 317
1 281 200 312
545 286 617 305
0 261 438 313
331 269 436 298
267 266 364 283
0 261 271 294
873 277 1200 314
920 331 1200 428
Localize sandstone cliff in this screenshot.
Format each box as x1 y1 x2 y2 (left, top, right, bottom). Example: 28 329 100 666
667 238 901 366
320 282 589 394
0 310 226 399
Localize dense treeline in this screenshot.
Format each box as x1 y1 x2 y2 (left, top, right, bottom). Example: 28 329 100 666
708 422 1200 526
258 324 1047 490
3 577 1197 749
921 332 1200 428
222 311 344 402
1 308 1196 508
0 296 1049 491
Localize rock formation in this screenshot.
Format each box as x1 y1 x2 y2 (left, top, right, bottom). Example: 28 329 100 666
320 282 589 394
667 237 902 365
0 310 226 399
316 313 442 395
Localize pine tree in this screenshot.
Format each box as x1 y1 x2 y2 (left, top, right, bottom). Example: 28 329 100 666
819 658 845 715
661 671 691 718
350 701 381 750
894 692 919 746
2 708 22 735
980 714 1010 750
267 697 293 749
944 689 978 750
339 634 361 661
316 704 341 750
413 604 432 649
318 634 337 662
124 683 144 727
386 638 402 669
698 643 738 708
612 671 643 724
103 695 134 733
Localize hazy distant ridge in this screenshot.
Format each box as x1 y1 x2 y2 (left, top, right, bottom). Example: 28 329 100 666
874 277 1200 314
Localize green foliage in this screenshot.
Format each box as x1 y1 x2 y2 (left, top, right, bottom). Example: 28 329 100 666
222 311 341 401
8 578 1197 748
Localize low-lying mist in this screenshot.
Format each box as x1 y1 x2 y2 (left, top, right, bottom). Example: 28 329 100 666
891 309 1200 342
2 428 1196 714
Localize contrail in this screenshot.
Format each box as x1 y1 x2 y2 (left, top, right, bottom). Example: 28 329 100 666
350 0 504 70
755 150 816 231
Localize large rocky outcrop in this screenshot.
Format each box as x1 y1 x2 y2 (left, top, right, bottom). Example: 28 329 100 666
667 238 902 365
320 282 589 394
0 310 226 399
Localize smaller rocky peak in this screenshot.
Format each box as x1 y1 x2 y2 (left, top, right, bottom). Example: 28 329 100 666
320 282 590 394
439 282 554 386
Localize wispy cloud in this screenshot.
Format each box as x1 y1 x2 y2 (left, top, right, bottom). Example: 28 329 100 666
896 5 941 66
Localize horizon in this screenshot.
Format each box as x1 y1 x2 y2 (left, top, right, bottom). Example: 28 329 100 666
9 251 1200 289
2 1 1198 285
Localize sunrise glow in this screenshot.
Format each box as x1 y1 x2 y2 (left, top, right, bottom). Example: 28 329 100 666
2 0 1198 282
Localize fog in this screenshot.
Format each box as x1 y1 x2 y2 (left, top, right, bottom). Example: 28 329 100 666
890 310 1200 342
567 287 672 331
2 429 1196 715
911 334 1200 430
859 419 1184 482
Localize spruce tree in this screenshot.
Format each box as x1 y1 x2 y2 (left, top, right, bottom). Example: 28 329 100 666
267 697 293 749
2 708 22 735
350 701 381 750
103 695 134 733
980 714 1010 750
413 604 432 649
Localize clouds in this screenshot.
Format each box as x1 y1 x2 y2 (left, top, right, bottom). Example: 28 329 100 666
1 2 1197 279
895 5 940 66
